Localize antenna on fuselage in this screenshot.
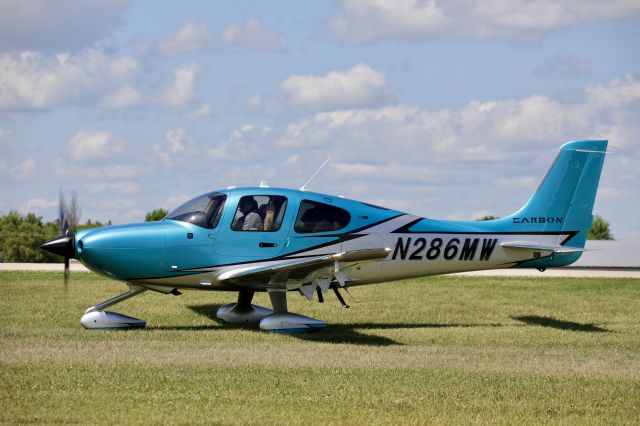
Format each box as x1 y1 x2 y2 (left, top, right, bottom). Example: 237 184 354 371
300 157 331 191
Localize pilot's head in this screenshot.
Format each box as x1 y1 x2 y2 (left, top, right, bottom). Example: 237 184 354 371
239 198 258 214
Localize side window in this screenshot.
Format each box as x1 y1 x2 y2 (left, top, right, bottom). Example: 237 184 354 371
294 200 351 233
231 195 288 232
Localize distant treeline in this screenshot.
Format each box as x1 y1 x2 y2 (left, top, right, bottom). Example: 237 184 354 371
0 211 108 263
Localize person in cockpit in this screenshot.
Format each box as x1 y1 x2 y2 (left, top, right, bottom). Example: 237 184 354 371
233 197 263 231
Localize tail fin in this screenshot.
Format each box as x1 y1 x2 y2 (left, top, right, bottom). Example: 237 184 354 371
506 140 608 250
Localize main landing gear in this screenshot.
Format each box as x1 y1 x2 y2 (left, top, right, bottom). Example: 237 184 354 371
217 289 326 334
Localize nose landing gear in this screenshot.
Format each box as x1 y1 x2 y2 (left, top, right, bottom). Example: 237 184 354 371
80 285 148 329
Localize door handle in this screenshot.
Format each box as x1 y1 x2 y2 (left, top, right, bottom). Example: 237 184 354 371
259 242 277 248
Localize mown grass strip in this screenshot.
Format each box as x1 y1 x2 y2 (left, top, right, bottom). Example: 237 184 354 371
1 271 639 424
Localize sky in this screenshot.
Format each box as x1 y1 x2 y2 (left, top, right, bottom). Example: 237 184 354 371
0 0 639 238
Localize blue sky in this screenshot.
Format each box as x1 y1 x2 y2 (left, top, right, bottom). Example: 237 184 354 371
1 0 639 237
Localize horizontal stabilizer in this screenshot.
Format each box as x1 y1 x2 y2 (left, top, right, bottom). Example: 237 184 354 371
501 242 584 254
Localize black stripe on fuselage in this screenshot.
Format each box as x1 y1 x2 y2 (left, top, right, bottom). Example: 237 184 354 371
391 220 579 246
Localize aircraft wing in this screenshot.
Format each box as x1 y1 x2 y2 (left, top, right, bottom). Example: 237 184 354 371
216 248 390 293
501 242 584 254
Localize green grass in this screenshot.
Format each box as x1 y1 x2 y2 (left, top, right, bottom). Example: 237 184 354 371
1 271 639 425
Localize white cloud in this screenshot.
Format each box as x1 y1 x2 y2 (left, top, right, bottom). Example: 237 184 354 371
67 131 123 161
328 0 640 43
247 94 284 116
281 63 389 110
0 49 141 110
210 124 272 163
185 103 213 119
158 63 199 109
536 53 591 77
153 127 193 166
0 0 128 52
109 57 140 80
11 158 36 179
101 85 142 108
278 75 640 159
23 197 57 211
157 21 213 55
56 162 140 181
90 181 139 194
0 128 13 149
165 128 188 153
271 74 640 219
221 19 287 52
284 154 300 166
0 157 36 181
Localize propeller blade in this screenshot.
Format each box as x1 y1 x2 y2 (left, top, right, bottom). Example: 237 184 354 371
59 189 69 236
64 256 70 291
41 233 74 289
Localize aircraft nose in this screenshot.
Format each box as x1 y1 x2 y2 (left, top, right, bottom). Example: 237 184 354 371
74 223 166 279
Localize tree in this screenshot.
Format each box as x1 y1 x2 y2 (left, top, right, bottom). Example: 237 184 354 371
588 215 613 240
0 212 112 263
145 209 168 222
476 215 499 221
0 211 60 263
77 219 108 231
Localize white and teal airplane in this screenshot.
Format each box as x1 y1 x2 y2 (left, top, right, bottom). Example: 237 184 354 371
42 140 608 333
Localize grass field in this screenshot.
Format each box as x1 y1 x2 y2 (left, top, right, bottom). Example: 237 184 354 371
1 271 639 425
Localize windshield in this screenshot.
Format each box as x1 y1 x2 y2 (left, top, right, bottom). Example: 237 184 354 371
165 192 227 229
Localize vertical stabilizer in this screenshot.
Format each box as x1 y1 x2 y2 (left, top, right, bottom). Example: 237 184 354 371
506 140 608 249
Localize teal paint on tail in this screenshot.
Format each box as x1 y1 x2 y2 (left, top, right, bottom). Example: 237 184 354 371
505 140 607 266
463 140 608 268
508 140 607 237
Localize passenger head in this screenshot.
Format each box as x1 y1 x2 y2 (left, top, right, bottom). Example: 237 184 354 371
240 197 258 214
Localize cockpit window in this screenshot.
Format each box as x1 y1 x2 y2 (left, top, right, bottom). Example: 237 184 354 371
294 200 350 233
165 192 227 229
231 195 288 232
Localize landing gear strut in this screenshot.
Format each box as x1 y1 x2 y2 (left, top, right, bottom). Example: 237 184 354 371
216 291 273 325
80 285 148 329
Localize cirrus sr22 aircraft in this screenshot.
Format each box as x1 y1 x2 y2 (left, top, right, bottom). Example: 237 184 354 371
42 140 607 333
